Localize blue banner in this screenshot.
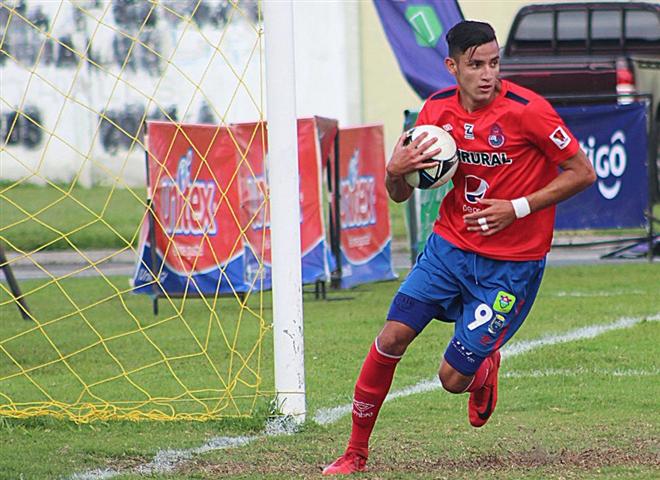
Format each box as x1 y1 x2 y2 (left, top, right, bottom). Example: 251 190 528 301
373 0 463 98
556 102 649 230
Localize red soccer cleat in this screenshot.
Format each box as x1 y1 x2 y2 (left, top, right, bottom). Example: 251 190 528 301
322 450 367 475
468 349 501 427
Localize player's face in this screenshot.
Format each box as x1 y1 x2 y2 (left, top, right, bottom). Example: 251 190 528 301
445 40 500 111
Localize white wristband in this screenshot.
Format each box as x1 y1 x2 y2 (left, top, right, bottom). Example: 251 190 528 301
511 197 531 219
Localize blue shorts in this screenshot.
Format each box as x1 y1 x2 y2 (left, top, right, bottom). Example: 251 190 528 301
387 233 545 375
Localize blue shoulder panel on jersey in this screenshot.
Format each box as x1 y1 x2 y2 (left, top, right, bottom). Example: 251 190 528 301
430 88 457 100
504 91 530 105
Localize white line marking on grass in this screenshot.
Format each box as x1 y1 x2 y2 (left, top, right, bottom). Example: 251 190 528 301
502 367 660 379
70 313 659 479
313 313 660 425
542 290 645 297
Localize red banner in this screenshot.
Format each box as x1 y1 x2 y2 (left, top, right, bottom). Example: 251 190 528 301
338 125 396 287
231 118 329 287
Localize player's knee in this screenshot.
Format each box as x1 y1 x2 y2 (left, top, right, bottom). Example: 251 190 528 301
376 323 416 357
438 362 471 394
438 372 465 394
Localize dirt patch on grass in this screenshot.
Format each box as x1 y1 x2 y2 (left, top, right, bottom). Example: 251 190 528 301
176 444 659 478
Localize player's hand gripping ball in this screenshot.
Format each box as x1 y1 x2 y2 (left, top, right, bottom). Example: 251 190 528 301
403 124 458 189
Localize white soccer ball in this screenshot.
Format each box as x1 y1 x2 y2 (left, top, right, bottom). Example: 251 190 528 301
403 124 458 189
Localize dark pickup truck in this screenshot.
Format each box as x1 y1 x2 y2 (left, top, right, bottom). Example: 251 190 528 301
499 1 660 118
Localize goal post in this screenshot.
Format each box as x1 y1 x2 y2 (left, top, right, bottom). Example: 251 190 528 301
263 0 307 422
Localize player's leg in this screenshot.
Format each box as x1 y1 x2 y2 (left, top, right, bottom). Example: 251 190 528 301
324 235 455 475
439 254 546 427
322 320 416 475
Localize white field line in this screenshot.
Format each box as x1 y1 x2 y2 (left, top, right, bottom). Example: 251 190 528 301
541 290 645 297
501 367 659 379
70 313 659 479
313 313 660 425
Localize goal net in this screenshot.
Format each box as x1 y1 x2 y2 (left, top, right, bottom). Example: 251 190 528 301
0 0 274 422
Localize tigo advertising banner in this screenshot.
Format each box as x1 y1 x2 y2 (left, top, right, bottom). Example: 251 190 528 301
556 102 649 229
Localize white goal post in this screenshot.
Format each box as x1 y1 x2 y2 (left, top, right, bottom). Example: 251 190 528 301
263 0 307 422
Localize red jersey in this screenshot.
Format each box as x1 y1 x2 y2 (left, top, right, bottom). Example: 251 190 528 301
416 80 580 261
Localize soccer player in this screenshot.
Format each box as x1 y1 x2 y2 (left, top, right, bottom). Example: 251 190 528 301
323 20 596 475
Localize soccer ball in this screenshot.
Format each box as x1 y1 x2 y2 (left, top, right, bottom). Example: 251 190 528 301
403 124 458 189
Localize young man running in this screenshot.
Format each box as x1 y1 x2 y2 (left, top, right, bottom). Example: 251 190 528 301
323 20 596 475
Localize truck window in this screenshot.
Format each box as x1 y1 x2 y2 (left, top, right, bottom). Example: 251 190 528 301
625 10 660 47
557 9 587 53
591 9 622 51
514 11 553 54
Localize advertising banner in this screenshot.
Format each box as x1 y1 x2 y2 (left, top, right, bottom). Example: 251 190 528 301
338 125 397 288
233 118 330 290
133 122 246 295
556 102 649 229
373 0 463 99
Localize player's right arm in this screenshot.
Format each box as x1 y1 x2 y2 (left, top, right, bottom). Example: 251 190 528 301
385 132 441 203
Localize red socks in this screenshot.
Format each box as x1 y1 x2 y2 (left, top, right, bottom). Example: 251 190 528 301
464 355 492 393
347 342 401 458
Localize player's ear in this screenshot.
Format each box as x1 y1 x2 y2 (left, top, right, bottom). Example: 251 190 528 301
444 56 457 75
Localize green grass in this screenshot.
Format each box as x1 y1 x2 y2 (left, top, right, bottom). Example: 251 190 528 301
0 263 659 478
1 184 657 253
0 183 147 252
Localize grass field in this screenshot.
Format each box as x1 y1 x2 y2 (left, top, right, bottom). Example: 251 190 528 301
0 263 658 479
0 183 147 252
1 184 656 253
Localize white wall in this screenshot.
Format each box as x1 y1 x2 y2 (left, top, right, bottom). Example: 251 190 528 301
0 1 360 187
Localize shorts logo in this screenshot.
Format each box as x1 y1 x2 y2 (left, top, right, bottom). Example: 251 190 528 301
464 175 489 204
352 399 375 418
488 314 506 335
442 123 453 131
488 124 505 148
493 291 516 313
464 123 474 140
550 126 571 150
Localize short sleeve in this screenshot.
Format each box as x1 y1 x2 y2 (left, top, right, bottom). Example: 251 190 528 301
522 98 580 165
415 100 432 127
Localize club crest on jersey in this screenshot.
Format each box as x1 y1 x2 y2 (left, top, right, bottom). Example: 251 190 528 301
488 124 505 148
464 123 474 140
550 126 571 150
464 175 489 204
488 314 506 335
493 291 516 313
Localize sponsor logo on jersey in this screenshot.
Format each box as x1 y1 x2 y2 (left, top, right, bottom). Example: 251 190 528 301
464 123 474 140
550 126 571 150
487 124 505 148
340 148 377 229
493 291 516 313
464 175 489 204
353 399 376 418
160 148 217 236
457 149 512 167
580 130 627 200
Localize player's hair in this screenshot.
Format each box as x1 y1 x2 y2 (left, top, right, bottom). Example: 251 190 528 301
446 21 496 59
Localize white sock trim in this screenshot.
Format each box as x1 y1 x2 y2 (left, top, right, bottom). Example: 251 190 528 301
374 340 403 359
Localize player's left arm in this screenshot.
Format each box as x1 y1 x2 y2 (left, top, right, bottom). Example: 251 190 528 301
464 149 596 235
